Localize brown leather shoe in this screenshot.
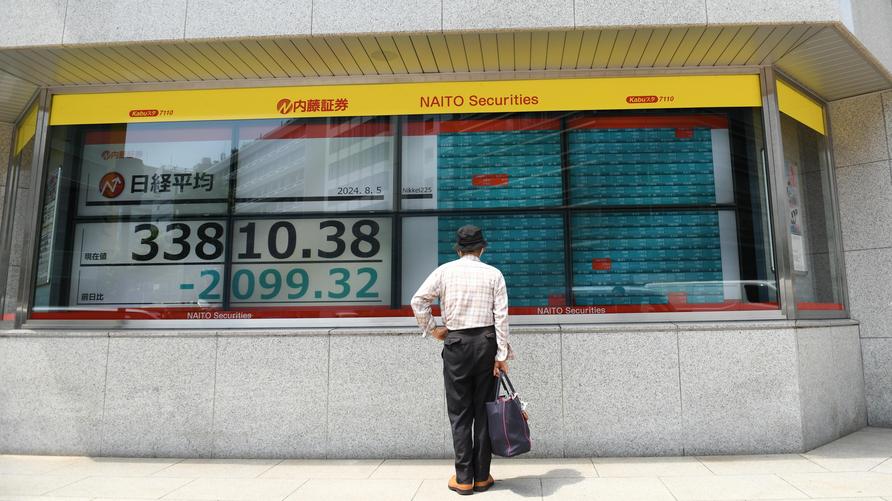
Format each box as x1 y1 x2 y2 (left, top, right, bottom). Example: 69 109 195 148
474 475 495 492
448 475 474 495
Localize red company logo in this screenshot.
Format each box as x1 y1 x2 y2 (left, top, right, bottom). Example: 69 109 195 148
129 109 159 118
277 98 294 115
99 172 125 198
276 97 349 114
626 95 658 104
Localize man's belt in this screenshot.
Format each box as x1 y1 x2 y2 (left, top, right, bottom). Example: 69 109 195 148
447 325 495 335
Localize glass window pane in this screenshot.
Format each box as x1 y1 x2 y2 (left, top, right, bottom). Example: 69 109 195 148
571 210 777 312
230 216 392 308
68 220 226 308
779 112 844 312
401 116 563 210
75 124 232 217
31 108 780 321
568 115 731 206
401 214 566 310
235 117 394 213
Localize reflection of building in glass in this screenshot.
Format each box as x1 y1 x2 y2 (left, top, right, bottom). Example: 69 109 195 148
235 118 392 212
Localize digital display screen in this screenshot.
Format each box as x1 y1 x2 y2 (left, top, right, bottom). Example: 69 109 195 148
35 110 778 320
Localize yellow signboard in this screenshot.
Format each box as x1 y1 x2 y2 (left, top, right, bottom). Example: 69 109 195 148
14 102 38 155
777 79 825 135
50 74 762 126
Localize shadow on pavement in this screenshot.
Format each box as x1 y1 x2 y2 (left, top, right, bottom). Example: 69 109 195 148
488 468 585 498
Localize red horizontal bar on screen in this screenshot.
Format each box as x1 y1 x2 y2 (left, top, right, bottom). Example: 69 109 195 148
240 122 393 140
84 128 233 145
797 302 845 311
568 115 729 130
405 118 561 135
1 313 13 321
30 306 415 320
30 301 778 321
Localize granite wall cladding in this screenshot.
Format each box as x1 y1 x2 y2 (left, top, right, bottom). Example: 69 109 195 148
0 321 866 457
0 0 865 49
830 90 892 427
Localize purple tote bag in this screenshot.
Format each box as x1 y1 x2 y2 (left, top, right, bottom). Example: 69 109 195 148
486 373 531 457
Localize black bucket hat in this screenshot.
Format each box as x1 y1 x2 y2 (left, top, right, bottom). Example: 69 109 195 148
454 224 488 252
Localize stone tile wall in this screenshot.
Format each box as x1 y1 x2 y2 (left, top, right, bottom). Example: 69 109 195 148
0 322 866 457
829 90 892 426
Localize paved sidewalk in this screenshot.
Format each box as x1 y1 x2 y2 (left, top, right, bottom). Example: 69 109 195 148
2 427 892 500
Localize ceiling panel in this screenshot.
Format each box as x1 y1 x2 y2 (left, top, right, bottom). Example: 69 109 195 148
575 30 599 70
479 33 500 71
529 31 549 70
514 32 532 71
683 27 723 66
669 27 706 67
713 26 757 66
438 34 463 73
391 36 423 75
561 31 584 69
700 27 741 66
638 28 670 68
462 34 485 72
776 27 890 100
652 28 687 67
607 30 635 68
0 24 888 122
623 29 652 68
426 34 453 73
590 30 616 68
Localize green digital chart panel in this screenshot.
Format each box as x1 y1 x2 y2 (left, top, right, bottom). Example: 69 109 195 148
436 130 563 209
569 127 717 206
436 214 566 307
571 211 724 306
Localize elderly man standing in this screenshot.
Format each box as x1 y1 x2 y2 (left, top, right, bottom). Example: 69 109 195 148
411 224 513 495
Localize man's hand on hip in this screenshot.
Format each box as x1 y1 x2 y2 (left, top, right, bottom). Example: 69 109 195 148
493 360 508 377
431 326 448 341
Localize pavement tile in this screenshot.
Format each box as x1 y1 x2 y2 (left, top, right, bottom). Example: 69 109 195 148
48 457 183 477
412 478 541 500
161 477 307 500
803 455 888 472
44 476 193 499
491 458 597 478
541 477 675 500
259 459 382 479
660 474 808 500
0 475 87 496
152 458 281 478
592 456 712 477
696 454 827 474
874 457 892 473
283 478 421 501
369 459 456 479
765 499 886 501
0 455 83 475
781 471 892 498
0 496 92 501
804 427 892 471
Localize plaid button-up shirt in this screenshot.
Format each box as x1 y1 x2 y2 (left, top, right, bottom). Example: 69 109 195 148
411 254 514 361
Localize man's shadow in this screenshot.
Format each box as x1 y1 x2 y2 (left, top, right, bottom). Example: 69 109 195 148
486 468 586 498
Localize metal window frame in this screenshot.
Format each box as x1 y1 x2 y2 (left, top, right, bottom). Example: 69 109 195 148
17 67 801 330
762 67 850 320
0 90 42 328
14 89 52 328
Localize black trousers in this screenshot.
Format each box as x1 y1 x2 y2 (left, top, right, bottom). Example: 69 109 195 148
442 325 498 484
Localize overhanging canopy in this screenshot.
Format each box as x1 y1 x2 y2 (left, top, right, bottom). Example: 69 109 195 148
0 24 888 123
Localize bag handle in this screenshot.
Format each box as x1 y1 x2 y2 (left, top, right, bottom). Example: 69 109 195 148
492 372 517 400
501 373 518 395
